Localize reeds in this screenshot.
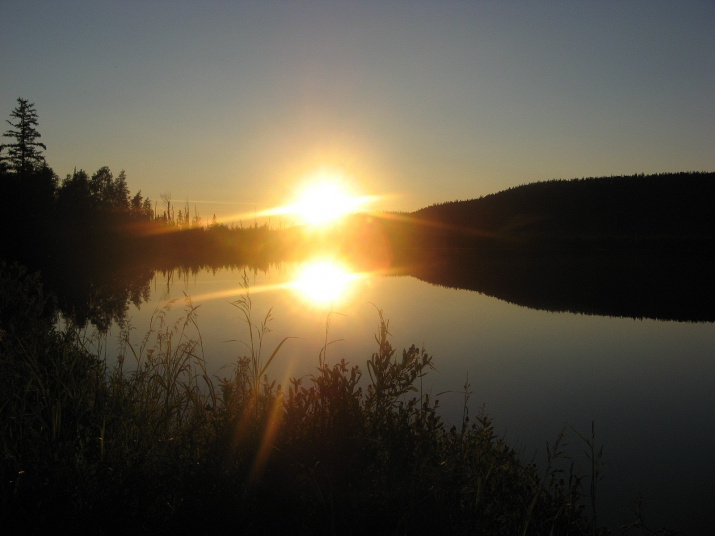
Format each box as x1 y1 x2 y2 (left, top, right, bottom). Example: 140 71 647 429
226 271 293 410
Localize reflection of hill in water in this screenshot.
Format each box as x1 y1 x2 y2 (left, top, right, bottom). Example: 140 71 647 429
19 246 715 330
399 249 715 323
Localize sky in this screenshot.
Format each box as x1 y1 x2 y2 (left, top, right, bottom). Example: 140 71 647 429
2 0 714 224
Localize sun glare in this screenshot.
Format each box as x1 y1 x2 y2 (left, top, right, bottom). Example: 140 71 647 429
292 261 359 306
294 181 357 225
256 170 379 227
287 175 371 226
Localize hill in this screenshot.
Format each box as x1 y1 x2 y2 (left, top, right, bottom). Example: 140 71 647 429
400 172 715 253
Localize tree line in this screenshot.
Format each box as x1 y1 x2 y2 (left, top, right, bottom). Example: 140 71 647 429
0 98 290 271
0 99 153 262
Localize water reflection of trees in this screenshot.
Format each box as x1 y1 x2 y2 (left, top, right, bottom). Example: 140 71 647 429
43 259 153 332
42 259 282 332
397 248 715 323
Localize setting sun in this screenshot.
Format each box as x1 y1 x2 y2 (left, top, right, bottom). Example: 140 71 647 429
293 181 360 226
257 170 379 227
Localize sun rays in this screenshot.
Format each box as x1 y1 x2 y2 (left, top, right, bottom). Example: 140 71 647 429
257 170 378 227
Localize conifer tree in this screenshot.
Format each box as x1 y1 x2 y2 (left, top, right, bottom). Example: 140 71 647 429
1 98 47 177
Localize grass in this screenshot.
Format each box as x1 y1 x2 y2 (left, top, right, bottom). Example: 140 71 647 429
0 263 678 535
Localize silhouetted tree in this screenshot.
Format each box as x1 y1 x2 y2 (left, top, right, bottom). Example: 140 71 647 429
88 165 129 211
90 165 113 205
130 190 154 220
57 169 93 223
0 99 57 262
0 98 47 178
160 192 173 224
111 169 131 211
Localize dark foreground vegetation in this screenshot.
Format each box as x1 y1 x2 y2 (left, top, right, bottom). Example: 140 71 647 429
2 263 678 536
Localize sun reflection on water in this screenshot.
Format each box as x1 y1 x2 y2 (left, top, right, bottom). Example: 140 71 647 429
291 260 363 307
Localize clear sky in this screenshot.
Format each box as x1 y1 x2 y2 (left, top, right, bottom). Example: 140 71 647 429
2 1 714 223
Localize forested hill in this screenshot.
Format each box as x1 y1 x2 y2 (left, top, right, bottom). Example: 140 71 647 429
406 172 715 250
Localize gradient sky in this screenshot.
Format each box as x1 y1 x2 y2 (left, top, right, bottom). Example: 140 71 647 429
2 1 714 223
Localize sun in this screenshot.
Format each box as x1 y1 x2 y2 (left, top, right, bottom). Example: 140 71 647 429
286 171 380 226
257 170 378 226
293 181 359 226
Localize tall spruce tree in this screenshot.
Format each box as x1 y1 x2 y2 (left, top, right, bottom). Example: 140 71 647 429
1 98 47 177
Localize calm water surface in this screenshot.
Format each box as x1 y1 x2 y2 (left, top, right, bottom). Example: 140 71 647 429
108 263 714 533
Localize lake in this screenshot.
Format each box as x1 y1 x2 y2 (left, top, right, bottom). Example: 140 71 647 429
97 260 714 534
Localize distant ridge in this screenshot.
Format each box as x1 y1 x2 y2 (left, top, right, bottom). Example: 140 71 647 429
403 172 715 252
